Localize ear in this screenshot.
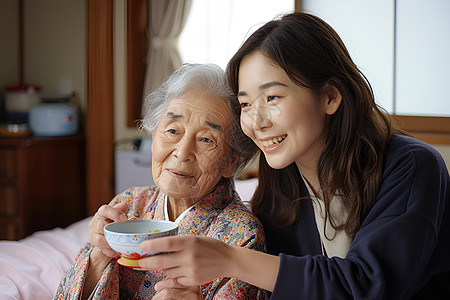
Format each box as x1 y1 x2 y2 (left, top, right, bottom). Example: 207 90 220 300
323 82 342 115
223 154 239 178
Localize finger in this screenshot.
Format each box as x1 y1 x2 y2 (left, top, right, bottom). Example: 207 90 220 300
139 236 207 284
163 268 197 286
89 217 115 248
173 276 195 287
89 215 111 234
101 248 120 258
153 282 202 300
89 204 127 237
141 261 197 286
96 203 128 223
155 278 186 291
89 231 111 249
114 201 129 215
88 203 128 249
152 289 174 300
139 252 180 271
90 246 117 263
140 235 193 253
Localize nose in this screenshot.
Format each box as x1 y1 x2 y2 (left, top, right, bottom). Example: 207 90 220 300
252 103 272 131
173 135 195 162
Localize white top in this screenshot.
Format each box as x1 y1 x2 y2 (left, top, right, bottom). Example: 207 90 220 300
302 176 353 258
163 194 193 224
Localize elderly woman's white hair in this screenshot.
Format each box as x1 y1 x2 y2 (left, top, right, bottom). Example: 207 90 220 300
140 63 257 177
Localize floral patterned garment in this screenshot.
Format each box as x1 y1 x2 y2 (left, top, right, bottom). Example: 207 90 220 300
54 178 266 299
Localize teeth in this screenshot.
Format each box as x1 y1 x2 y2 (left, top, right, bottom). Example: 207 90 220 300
262 135 286 147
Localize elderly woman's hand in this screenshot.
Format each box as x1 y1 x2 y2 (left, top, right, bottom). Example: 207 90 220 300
82 202 129 299
153 279 203 300
88 202 129 258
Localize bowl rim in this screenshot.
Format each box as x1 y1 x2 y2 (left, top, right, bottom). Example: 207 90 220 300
104 219 178 235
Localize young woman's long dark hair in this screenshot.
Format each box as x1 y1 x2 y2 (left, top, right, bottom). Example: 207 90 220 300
226 12 400 236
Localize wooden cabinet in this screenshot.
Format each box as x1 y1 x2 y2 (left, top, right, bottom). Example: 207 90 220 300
0 135 86 240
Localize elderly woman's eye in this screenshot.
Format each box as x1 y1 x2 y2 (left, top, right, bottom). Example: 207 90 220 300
199 137 217 150
201 137 213 143
168 129 178 134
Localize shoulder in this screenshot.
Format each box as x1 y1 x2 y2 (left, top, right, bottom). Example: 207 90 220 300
111 185 159 204
384 134 446 172
367 134 450 222
222 191 263 227
381 134 449 189
210 190 266 249
109 186 161 218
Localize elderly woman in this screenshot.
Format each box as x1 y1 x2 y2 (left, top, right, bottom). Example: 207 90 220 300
54 64 265 300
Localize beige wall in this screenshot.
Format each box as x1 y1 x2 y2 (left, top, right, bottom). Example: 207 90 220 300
0 0 20 89
24 0 86 104
0 0 86 108
434 145 450 174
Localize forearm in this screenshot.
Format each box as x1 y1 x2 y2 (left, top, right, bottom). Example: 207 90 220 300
227 245 280 292
81 247 111 300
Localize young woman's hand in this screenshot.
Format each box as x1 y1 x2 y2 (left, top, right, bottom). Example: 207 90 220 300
139 235 234 286
88 202 129 259
153 278 202 300
139 235 281 292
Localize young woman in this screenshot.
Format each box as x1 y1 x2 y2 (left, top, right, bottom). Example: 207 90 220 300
138 12 450 299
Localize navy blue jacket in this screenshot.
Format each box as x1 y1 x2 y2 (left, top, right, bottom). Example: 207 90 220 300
261 135 450 299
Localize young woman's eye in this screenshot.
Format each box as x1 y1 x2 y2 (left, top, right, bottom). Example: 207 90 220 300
240 102 251 110
267 95 279 102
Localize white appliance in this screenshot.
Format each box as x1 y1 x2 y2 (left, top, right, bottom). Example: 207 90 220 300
29 102 78 136
115 138 154 194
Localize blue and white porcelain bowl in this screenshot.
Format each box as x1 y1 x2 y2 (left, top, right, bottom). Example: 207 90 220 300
104 219 178 267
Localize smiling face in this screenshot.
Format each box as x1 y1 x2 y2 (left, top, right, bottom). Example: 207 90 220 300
238 52 339 174
151 86 237 204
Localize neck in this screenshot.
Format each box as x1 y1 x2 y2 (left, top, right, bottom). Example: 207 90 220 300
296 163 321 199
165 178 229 221
166 196 195 221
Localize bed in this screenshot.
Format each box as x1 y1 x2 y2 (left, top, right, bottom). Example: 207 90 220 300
0 178 258 299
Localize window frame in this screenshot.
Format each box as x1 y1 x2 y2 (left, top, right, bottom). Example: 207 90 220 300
126 0 148 128
393 116 450 144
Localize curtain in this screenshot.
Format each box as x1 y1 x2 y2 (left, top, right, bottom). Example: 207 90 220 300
141 0 192 113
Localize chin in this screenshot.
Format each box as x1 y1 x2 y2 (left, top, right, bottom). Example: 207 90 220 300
265 157 292 170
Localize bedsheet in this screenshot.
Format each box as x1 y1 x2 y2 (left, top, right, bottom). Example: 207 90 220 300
0 217 91 300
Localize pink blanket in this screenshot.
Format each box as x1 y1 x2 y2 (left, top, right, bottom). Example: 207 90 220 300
0 217 91 299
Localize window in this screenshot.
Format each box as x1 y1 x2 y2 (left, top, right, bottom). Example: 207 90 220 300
302 0 450 144
395 0 450 116
179 0 295 70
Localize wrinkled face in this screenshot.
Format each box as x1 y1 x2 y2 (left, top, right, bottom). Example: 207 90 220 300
237 52 330 171
151 86 237 203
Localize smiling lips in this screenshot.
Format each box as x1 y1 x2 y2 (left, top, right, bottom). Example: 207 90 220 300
261 134 287 148
168 169 192 179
